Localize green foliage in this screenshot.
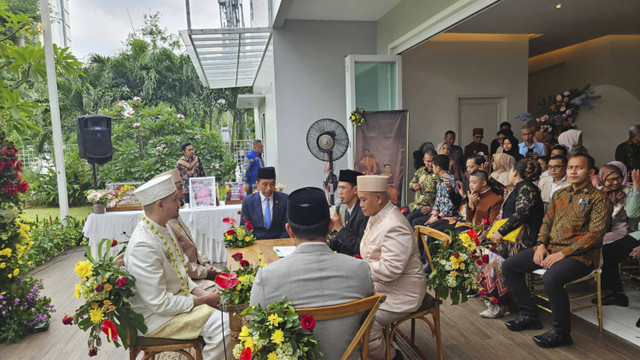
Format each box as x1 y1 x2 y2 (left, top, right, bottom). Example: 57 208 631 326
0 277 54 343
99 100 236 183
22 215 86 270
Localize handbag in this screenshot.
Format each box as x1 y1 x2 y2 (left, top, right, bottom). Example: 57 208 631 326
487 219 522 242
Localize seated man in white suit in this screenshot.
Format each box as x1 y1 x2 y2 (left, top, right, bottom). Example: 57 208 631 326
125 175 230 359
250 187 374 359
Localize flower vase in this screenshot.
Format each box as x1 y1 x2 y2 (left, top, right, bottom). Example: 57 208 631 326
226 303 248 350
93 204 106 214
219 200 226 206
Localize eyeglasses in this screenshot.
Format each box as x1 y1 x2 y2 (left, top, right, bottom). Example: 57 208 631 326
548 165 565 170
474 135 483 139
605 176 623 184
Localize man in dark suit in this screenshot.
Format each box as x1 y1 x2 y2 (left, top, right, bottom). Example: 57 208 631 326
240 167 288 239
329 169 368 256
250 187 374 359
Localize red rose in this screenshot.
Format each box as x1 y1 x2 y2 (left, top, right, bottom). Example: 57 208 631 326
226 229 236 236
62 315 73 325
245 222 254 231
111 239 118 247
490 297 499 305
88 347 98 357
15 161 22 169
468 229 478 240
479 289 488 296
476 259 483 266
354 254 362 259
116 276 128 287
2 183 17 196
300 314 316 331
215 273 238 289
481 254 489 264
95 284 104 293
471 254 478 259
232 252 243 261
240 260 250 268
239 347 252 360
453 252 460 259
482 217 490 226
101 319 119 341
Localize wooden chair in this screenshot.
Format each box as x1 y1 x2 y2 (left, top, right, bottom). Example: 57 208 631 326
113 253 207 359
528 248 604 332
383 225 444 360
295 294 386 360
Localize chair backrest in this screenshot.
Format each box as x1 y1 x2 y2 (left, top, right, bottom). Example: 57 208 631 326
415 226 447 299
295 294 386 360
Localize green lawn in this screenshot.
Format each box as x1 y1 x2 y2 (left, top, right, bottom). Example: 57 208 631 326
22 206 93 222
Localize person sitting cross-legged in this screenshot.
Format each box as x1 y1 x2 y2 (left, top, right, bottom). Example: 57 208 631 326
502 153 613 348
250 187 374 359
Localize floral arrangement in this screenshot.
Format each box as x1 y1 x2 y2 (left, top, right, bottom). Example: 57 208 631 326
515 83 600 143
64 239 146 357
349 107 365 127
86 189 119 208
234 297 320 360
115 185 136 199
428 229 481 305
223 217 257 248
217 183 231 202
215 252 263 305
275 183 286 192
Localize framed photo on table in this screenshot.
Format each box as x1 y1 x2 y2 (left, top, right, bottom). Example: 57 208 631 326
189 177 217 208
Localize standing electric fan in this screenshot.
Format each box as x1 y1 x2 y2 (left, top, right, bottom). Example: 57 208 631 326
306 118 349 205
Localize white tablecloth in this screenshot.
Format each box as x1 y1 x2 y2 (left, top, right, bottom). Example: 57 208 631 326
82 204 242 262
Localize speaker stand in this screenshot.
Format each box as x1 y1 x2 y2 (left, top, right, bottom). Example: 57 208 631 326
91 162 98 189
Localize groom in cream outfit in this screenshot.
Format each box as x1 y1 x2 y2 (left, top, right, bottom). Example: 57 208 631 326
125 175 230 359
358 175 427 360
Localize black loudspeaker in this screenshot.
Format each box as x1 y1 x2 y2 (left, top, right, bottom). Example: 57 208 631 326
77 115 113 165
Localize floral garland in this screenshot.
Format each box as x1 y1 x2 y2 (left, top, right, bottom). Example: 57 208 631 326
234 297 320 360
143 215 190 296
223 217 257 248
349 108 365 126
515 83 600 143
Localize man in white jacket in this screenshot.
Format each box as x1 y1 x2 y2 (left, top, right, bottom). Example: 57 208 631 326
125 175 229 359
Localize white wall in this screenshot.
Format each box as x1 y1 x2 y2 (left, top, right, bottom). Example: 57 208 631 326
253 39 277 168
272 20 377 191
402 33 529 152
528 35 640 167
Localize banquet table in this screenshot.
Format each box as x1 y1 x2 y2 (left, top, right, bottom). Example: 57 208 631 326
82 204 242 262
227 238 295 270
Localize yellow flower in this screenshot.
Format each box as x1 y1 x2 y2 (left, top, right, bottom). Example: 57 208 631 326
236 284 242 290
451 262 459 269
73 261 93 279
91 302 99 309
268 313 283 326
267 352 278 360
104 283 113 291
260 262 266 268
103 300 111 305
242 336 256 351
108 305 116 312
0 263 5 269
89 308 104 324
102 275 107 283
13 268 19 276
239 325 250 338
7 274 12 279
74 284 81 299
449 256 457 263
271 329 284 345
459 262 465 270
450 271 459 277
244 236 251 242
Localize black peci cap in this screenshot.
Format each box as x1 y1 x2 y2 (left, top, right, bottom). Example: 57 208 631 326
257 166 276 180
287 187 329 226
338 169 363 185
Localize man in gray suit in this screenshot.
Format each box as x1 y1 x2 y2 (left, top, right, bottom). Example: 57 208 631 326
250 187 374 359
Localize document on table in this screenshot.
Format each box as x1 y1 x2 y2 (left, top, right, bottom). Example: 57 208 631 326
274 246 296 258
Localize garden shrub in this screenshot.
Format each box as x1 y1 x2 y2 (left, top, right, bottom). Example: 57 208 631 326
22 215 86 270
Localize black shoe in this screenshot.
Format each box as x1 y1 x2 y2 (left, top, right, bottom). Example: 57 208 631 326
505 316 543 331
533 329 573 348
393 349 404 360
636 317 640 328
592 293 629 307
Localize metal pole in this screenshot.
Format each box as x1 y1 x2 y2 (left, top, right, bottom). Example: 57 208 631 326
92 163 98 189
39 0 69 220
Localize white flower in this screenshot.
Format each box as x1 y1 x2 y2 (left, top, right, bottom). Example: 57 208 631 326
166 107 172 111
117 102 126 107
177 114 185 119
125 114 132 119
133 96 141 101
132 122 141 128
560 107 566 112
555 95 562 101
563 91 570 96
155 146 162 151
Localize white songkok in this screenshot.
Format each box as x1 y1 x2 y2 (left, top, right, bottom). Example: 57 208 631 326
357 175 388 192
134 175 177 206
154 169 181 183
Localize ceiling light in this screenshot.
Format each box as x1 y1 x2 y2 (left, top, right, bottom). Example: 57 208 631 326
556 3 562 8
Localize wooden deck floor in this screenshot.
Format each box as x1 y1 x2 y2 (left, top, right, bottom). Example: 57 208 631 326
1 246 638 360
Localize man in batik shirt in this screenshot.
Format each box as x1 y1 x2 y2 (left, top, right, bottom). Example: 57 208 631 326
176 142 206 204
243 140 264 194
406 149 438 227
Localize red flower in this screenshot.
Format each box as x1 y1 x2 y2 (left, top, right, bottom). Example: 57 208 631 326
2 183 17 196
245 222 254 231
15 161 22 169
482 217 490 226
116 276 128 287
101 319 119 341
473 238 480 246
111 239 118 247
16 181 28 193
453 252 460 259
468 229 478 240
239 347 252 360
479 289 488 296
88 348 98 357
215 273 238 289
481 254 489 264
476 259 483 266
300 314 316 331
490 245 497 252
95 284 104 293
226 229 236 236
240 260 250 268
471 254 478 259
232 252 243 261
223 217 237 226
62 315 73 325
490 297 499 305
354 254 362 259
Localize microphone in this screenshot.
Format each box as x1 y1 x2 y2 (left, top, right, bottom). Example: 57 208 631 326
334 199 342 215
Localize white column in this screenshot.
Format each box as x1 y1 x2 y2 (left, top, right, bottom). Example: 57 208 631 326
39 0 69 219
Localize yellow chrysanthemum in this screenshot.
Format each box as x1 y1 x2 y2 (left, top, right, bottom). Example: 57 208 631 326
104 283 113 291
74 284 81 299
451 262 459 269
103 300 111 305
450 271 459 277
459 262 465 270
236 284 242 290
268 313 283 327
89 308 104 324
271 329 284 345
244 236 251 242
242 336 256 351
13 268 19 276
0 263 5 269
91 302 99 309
267 352 278 360
73 260 93 279
239 325 250 338
108 305 116 312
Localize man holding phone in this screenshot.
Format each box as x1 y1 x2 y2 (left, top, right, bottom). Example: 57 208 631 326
502 153 612 348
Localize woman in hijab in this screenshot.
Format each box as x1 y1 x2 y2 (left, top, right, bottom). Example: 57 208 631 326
500 135 524 161
597 161 637 307
558 129 587 156
491 153 515 186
